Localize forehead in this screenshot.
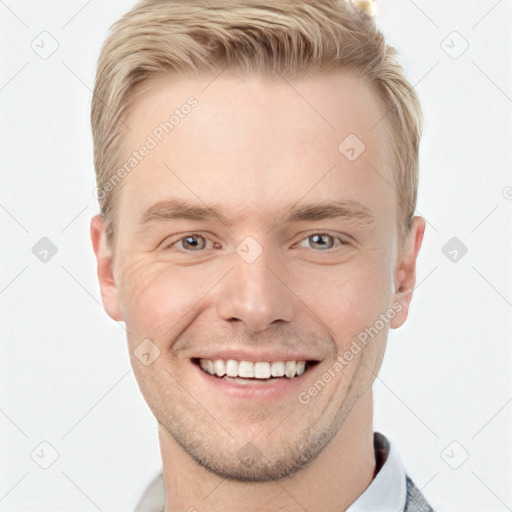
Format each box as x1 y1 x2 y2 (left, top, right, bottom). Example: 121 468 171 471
117 71 395 231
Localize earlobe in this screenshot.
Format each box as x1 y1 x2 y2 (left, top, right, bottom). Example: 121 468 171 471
90 214 124 322
390 216 426 329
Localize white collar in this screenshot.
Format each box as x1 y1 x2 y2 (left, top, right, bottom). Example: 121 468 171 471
134 432 407 512
347 432 407 512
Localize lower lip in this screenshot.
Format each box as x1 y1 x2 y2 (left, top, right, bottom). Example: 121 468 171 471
191 360 319 401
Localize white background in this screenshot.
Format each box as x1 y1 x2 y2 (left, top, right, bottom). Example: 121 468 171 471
1 1 511 510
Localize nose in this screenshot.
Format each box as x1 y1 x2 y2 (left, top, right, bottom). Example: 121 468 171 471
216 242 295 333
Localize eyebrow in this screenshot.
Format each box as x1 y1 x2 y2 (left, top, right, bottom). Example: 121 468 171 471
138 197 374 229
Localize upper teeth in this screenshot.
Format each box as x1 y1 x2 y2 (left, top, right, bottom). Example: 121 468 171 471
199 359 307 379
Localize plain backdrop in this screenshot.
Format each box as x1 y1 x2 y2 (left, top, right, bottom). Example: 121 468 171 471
1 1 511 511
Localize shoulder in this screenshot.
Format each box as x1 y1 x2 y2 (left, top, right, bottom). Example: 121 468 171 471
404 475 435 512
134 471 165 512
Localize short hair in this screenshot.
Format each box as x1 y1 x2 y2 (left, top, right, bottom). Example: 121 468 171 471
91 0 423 249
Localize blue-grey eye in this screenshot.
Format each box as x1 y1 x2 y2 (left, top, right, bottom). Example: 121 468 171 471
180 235 207 250
308 234 335 250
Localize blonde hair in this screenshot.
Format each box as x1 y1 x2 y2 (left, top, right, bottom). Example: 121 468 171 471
91 0 422 248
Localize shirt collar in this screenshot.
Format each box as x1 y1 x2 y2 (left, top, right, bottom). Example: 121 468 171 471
346 432 407 512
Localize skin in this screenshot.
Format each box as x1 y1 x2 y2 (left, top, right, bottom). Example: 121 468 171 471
91 71 425 512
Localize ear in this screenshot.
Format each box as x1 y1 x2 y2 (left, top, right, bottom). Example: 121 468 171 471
390 216 426 329
90 214 123 321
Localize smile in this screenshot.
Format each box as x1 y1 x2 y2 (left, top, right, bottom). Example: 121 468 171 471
192 358 319 382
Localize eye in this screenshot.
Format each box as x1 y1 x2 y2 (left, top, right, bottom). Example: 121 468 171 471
296 233 348 251
181 234 207 251
164 234 210 251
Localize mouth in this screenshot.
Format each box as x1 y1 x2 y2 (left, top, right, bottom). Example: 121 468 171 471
191 357 320 384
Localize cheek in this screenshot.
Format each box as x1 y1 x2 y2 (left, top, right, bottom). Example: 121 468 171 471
117 260 209 345
293 251 392 347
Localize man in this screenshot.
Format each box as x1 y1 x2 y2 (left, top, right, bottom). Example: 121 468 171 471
90 0 434 510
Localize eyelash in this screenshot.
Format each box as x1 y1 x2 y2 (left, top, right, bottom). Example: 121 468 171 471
294 233 350 251
162 232 350 252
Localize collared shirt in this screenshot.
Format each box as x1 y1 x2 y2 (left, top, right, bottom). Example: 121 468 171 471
347 432 407 512
134 432 411 512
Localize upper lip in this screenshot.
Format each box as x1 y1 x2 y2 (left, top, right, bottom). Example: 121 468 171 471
191 350 321 363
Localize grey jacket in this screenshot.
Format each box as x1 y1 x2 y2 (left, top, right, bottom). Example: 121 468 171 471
405 475 434 512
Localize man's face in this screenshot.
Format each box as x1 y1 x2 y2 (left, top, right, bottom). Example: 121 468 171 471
92 72 422 480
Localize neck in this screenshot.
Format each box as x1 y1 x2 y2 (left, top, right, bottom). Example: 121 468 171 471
159 390 375 512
